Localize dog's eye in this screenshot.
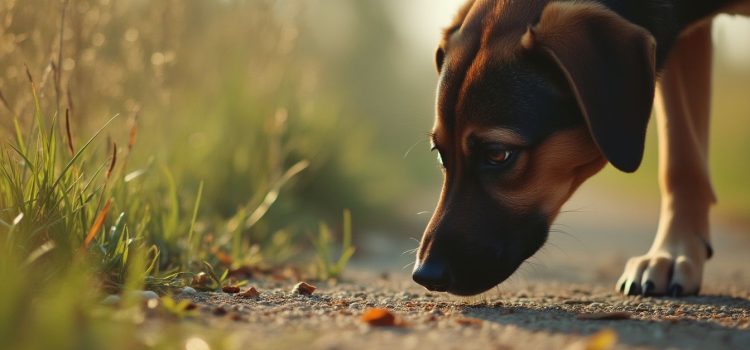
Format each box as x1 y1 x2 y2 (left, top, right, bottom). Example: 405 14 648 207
435 150 446 168
483 145 517 167
430 145 446 168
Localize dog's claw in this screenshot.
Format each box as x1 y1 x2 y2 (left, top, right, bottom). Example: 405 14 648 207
617 236 708 297
669 284 683 297
642 281 655 296
626 281 641 296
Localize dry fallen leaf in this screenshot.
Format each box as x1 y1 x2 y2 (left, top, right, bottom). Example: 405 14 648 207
362 308 397 327
565 329 618 350
213 306 227 316
214 250 233 266
222 286 240 294
455 317 483 326
576 311 631 320
237 287 260 299
292 282 316 295
585 329 618 350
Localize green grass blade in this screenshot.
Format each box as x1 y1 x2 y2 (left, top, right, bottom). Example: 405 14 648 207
50 114 119 192
186 180 204 265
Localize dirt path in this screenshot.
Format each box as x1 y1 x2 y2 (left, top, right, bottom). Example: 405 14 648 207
177 273 749 350
172 189 749 349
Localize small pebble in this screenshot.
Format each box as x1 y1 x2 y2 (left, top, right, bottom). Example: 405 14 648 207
101 295 121 305
191 272 211 288
140 291 159 300
292 282 316 296
180 287 197 295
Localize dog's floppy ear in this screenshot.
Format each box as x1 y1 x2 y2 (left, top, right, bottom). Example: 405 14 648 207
522 2 656 173
437 0 477 73
436 47 446 73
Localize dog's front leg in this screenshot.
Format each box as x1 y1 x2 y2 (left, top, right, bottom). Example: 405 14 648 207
617 21 716 297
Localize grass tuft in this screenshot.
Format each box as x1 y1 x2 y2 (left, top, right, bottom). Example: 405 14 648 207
313 209 356 280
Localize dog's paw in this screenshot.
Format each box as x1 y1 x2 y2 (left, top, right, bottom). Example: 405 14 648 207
615 237 710 297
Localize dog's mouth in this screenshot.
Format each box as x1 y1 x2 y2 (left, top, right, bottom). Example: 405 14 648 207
415 269 517 297
445 275 511 296
414 227 549 296
449 262 523 296
413 253 526 296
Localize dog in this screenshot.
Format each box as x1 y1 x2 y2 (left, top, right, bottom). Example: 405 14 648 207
413 0 750 297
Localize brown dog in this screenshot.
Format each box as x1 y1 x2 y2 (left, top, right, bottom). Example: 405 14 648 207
413 0 750 297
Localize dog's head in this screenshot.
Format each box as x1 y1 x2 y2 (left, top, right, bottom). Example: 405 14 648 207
413 0 657 295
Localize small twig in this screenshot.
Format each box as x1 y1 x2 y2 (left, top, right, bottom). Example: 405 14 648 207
24 64 34 84
55 0 70 113
106 142 117 179
65 108 74 156
66 81 74 116
127 114 138 151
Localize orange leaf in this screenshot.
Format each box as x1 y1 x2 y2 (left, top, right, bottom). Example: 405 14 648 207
83 199 112 249
361 308 396 327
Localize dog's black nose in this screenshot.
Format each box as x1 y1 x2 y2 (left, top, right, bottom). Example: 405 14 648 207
412 260 450 292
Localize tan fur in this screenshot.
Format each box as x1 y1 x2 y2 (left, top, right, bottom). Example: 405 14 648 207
617 1 750 295
520 27 536 50
485 127 605 218
618 21 715 296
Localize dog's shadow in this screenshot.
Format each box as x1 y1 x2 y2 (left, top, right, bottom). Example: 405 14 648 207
460 294 750 349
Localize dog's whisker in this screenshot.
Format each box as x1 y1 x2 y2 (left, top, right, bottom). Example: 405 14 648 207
401 247 418 256
402 261 416 270
523 259 542 271
551 222 574 230
416 210 432 216
556 206 592 216
402 138 428 159
549 228 574 236
539 241 571 261
549 228 584 244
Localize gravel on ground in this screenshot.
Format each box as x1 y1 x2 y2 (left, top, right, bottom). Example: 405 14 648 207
165 271 750 350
